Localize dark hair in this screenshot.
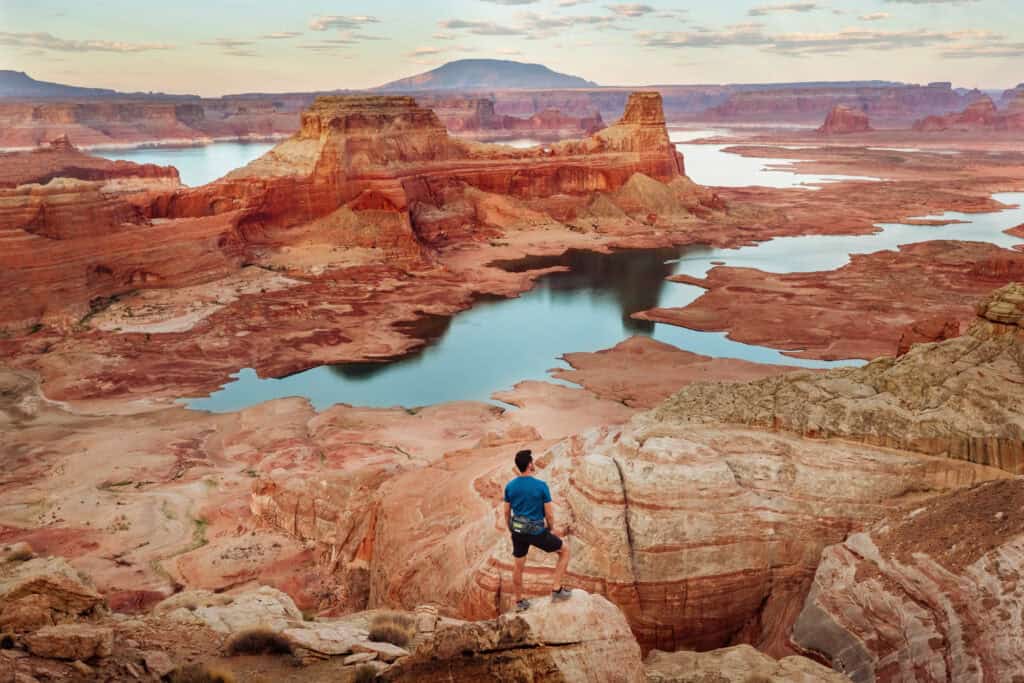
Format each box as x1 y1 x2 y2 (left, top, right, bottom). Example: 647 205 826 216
515 449 533 473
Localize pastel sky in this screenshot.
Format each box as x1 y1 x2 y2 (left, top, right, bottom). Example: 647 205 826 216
1 0 1021 96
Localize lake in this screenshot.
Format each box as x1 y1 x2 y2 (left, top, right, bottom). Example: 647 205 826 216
101 140 1022 411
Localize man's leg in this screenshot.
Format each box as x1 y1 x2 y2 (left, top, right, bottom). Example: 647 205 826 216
551 542 570 592
512 555 528 604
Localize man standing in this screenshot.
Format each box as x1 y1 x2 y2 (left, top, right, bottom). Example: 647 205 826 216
501 449 571 611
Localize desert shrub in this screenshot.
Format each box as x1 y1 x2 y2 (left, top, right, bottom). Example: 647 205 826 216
224 627 294 656
368 612 415 647
167 663 237 683
352 664 379 683
743 675 773 683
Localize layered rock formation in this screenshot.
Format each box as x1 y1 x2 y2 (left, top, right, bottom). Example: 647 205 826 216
817 105 871 134
707 82 982 125
913 96 1024 132
792 477 1024 682
0 99 300 149
1 91 710 331
656 282 1024 473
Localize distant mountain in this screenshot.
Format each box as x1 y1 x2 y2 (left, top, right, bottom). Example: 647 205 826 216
377 59 597 92
0 71 123 98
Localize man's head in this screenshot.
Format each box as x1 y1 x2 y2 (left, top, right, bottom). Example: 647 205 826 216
514 449 534 474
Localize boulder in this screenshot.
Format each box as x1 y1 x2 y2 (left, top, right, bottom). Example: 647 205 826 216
644 644 849 682
0 556 104 626
382 591 644 682
152 586 302 634
792 478 1024 682
24 623 113 661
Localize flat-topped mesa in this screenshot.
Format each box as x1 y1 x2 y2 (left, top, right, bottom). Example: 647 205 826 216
817 104 871 134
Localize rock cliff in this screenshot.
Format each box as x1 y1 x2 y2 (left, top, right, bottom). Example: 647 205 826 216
792 477 1024 682
913 95 1024 132
817 105 871 134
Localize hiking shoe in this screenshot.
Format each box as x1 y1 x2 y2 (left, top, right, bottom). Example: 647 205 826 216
551 587 572 602
515 599 531 612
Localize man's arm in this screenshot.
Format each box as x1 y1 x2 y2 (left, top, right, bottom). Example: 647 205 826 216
501 501 512 531
544 501 555 533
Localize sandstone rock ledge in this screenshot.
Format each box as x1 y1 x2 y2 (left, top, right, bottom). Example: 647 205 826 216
383 591 644 682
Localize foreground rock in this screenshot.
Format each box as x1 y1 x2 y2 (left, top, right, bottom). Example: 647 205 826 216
792 478 1024 682
656 283 1024 472
383 591 644 683
817 105 871 134
645 644 849 682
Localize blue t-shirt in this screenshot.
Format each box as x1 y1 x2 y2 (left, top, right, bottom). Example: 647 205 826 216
504 476 551 525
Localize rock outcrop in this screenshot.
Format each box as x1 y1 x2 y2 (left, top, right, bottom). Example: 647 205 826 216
383 591 645 683
913 95 1024 132
792 478 1024 682
645 644 849 682
817 105 871 134
655 283 1024 473
1 91 709 331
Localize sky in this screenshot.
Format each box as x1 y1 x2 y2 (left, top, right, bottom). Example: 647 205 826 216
1 0 1021 97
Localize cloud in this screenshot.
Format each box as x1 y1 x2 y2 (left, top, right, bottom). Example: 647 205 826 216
748 2 820 16
432 32 457 40
637 26 999 55
479 0 540 3
438 19 525 35
941 41 1024 58
407 46 445 57
260 32 302 39
309 15 380 32
0 31 174 53
859 12 890 20
557 0 593 5
606 3 655 17
884 0 980 3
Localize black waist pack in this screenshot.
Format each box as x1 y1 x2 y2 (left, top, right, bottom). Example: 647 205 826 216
511 515 546 535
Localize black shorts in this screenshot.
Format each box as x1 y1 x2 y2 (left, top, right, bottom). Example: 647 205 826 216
511 530 563 558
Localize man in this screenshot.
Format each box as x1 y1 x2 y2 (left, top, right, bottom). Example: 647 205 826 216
500 449 571 611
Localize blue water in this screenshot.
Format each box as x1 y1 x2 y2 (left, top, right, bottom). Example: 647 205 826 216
96 142 275 187
109 139 1021 411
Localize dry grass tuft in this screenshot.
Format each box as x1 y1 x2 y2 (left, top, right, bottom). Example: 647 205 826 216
368 612 415 647
352 664 379 683
224 627 294 656
168 663 237 683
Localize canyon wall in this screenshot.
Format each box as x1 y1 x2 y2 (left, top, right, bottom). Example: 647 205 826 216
0 99 303 149
913 95 1024 132
708 82 984 125
817 104 871 134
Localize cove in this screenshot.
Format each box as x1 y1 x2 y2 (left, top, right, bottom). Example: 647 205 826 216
186 191 1024 412
97 141 276 187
